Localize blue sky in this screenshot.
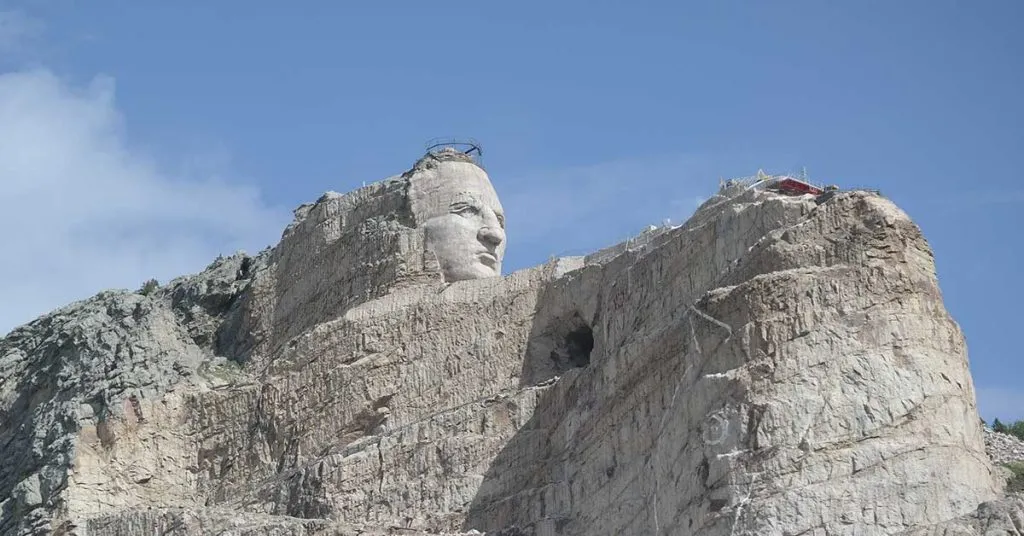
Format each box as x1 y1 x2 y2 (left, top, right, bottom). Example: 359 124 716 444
0 1 1020 420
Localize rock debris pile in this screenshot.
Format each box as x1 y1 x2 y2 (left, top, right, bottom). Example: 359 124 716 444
985 428 1024 466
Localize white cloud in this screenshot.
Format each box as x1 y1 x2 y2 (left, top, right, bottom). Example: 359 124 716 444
976 386 1024 422
0 69 289 334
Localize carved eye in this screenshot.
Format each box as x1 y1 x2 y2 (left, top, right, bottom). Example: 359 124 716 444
496 213 506 228
450 202 480 217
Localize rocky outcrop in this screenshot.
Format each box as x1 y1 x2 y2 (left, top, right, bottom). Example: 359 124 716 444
461 190 998 535
0 155 1010 535
0 253 261 535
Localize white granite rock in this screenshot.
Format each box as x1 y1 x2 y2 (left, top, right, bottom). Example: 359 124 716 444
0 153 1011 535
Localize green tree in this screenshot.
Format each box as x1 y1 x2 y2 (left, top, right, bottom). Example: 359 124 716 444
989 418 1024 441
1009 420 1024 441
139 278 159 296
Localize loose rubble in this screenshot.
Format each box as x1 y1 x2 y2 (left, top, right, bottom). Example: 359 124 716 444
985 427 1024 466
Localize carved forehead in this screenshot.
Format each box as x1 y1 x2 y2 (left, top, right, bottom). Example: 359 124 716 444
408 160 503 221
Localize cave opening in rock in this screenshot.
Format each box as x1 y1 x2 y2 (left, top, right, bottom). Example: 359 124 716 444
545 314 594 371
523 310 596 386
563 325 594 368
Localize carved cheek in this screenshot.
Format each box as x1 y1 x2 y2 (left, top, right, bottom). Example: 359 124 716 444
452 214 483 237
427 216 477 256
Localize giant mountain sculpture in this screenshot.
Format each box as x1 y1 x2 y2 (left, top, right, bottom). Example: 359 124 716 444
0 149 1016 535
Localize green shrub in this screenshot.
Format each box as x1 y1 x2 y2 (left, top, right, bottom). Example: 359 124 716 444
1004 462 1024 493
139 278 159 296
990 418 1024 441
1010 421 1024 441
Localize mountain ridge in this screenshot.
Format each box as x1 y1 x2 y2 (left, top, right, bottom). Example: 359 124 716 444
1 158 1017 535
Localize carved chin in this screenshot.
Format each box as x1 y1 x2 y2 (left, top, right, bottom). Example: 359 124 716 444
442 258 501 282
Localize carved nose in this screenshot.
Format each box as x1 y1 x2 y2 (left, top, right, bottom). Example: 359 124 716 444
478 226 505 248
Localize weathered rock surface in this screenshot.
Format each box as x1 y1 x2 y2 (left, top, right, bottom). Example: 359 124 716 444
0 156 1013 535
902 496 1024 535
0 253 264 535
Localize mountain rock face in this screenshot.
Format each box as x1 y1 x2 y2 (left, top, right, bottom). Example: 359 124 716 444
0 151 1017 535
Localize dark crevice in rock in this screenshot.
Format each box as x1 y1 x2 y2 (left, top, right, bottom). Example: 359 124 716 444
522 311 594 387
561 324 594 369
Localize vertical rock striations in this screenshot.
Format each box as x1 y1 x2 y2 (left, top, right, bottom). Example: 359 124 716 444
0 153 1007 535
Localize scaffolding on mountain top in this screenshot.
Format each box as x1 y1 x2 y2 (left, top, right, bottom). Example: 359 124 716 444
722 169 839 197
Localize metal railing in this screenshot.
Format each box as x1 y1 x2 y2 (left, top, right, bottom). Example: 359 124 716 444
424 137 484 166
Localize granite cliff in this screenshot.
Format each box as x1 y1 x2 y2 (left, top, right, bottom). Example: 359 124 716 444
1 149 1019 535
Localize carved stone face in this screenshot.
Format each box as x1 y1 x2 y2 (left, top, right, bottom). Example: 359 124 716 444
409 158 506 282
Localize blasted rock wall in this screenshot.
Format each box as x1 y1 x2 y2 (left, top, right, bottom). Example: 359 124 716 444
466 190 998 535
229 178 428 371
0 159 1007 536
